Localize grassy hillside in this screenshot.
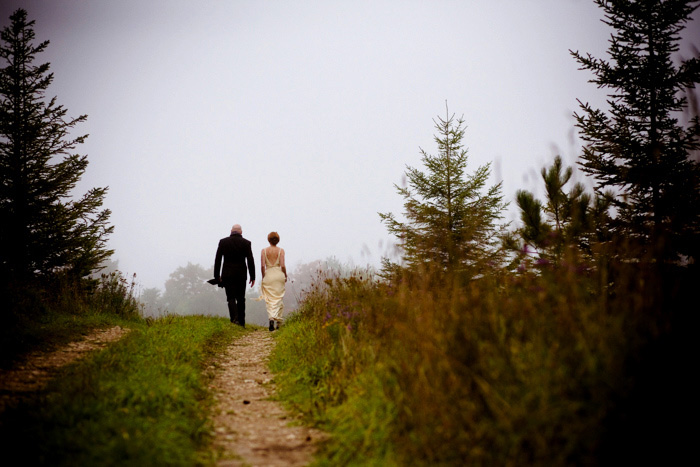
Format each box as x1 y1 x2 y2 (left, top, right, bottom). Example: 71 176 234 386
270 257 694 465
0 312 246 466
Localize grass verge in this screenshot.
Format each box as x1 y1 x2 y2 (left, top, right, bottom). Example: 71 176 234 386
270 260 694 465
0 314 246 466
0 271 144 369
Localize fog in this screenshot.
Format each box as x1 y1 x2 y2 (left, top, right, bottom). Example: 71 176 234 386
1 0 698 290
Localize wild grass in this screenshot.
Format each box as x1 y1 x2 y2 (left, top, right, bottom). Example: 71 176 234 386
0 314 246 466
270 251 694 465
0 271 143 369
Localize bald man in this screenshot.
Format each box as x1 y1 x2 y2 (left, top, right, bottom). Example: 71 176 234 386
214 224 255 326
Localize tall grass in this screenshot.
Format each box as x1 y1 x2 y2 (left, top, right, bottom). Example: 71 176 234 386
0 271 142 369
271 251 694 465
0 314 245 466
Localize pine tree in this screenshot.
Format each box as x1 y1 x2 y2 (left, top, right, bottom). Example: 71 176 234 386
379 107 506 278
571 0 700 263
510 155 612 260
0 9 113 282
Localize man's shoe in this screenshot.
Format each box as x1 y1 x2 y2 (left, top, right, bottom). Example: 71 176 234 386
269 320 275 331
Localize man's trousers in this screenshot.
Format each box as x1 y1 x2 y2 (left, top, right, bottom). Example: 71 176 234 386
223 279 246 326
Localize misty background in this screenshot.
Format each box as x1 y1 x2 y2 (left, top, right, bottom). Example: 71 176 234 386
1 0 698 298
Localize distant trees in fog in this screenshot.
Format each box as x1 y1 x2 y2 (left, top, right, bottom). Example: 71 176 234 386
139 262 226 318
141 257 367 322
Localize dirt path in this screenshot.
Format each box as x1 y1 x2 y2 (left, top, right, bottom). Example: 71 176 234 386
209 329 325 466
0 326 130 414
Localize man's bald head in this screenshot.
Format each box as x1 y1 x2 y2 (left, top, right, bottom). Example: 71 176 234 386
231 224 242 234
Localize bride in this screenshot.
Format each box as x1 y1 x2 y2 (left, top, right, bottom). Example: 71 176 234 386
259 231 287 331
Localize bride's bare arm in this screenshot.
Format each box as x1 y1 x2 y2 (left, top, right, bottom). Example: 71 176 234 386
280 249 287 280
260 249 266 278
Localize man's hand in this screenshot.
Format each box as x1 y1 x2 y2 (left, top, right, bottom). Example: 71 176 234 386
250 280 255 287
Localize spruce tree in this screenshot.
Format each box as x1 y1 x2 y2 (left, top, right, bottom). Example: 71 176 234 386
379 107 506 278
571 6 699 462
0 9 113 282
571 0 700 263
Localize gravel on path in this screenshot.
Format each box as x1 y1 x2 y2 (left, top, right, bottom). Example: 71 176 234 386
209 329 325 467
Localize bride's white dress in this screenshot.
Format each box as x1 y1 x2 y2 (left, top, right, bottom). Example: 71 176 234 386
260 248 285 322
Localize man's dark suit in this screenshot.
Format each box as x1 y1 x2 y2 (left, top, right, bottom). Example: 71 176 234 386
214 232 255 326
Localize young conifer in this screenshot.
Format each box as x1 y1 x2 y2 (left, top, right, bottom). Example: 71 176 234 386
512 155 612 261
379 106 506 279
0 9 113 282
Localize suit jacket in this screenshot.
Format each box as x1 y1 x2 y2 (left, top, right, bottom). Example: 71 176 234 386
214 233 255 284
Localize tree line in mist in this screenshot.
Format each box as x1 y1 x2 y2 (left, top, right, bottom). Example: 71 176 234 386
91 257 360 324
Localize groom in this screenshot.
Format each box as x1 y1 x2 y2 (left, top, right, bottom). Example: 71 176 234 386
214 224 255 326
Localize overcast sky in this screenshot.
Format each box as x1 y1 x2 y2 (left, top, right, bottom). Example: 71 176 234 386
1 1 698 290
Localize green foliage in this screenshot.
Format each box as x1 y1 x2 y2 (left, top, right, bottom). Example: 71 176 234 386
92 271 142 320
571 0 700 263
0 9 113 284
514 189 550 248
271 252 692 465
0 315 244 466
270 274 398 466
510 156 613 261
287 256 369 307
379 106 507 279
0 269 143 369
